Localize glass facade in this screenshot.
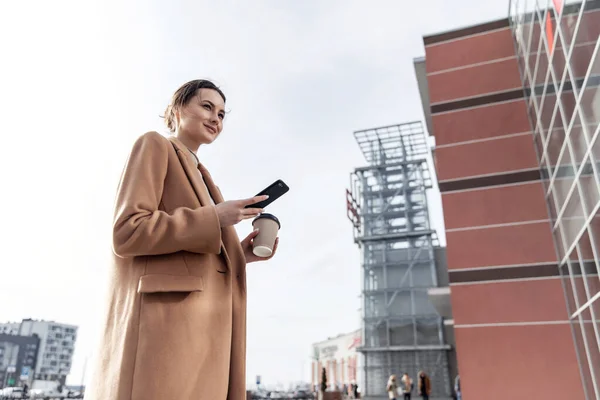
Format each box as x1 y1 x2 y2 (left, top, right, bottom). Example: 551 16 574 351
509 0 600 398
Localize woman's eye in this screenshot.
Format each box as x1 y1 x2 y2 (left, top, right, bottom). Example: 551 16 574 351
218 114 225 120
202 104 211 110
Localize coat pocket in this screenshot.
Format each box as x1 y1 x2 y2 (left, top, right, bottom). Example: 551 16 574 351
137 274 204 293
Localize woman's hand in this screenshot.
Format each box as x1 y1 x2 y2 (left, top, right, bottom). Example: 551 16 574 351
214 195 267 227
240 229 279 263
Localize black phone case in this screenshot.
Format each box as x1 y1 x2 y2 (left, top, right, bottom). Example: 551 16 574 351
245 179 289 209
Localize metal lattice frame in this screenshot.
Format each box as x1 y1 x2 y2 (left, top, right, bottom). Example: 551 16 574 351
509 1 600 399
348 122 452 399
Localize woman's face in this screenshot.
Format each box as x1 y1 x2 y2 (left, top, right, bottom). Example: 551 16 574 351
176 88 225 145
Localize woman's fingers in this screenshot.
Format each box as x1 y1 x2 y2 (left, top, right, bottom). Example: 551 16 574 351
242 207 262 215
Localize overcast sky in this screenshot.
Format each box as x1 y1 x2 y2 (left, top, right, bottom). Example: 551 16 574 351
0 0 509 388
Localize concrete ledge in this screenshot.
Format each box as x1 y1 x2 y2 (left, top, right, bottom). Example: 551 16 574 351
428 287 453 319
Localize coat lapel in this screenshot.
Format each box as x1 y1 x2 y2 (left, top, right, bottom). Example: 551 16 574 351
168 136 237 272
168 137 214 207
199 164 248 274
198 164 223 204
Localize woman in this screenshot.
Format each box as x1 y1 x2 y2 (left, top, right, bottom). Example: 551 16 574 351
85 79 279 400
401 373 413 400
417 371 431 400
386 375 399 400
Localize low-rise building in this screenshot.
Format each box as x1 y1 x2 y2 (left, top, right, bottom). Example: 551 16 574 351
310 330 362 393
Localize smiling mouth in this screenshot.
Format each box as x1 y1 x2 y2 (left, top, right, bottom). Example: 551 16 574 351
204 124 217 134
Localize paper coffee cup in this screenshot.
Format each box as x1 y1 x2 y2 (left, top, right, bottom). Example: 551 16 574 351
252 213 281 257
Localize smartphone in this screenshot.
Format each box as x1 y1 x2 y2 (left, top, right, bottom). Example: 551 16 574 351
245 179 289 209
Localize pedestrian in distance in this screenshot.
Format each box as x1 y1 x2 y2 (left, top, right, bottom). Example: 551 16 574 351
455 374 462 400
387 375 399 400
417 371 431 400
401 373 414 400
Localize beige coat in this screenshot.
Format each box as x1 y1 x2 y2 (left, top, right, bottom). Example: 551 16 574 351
85 132 247 400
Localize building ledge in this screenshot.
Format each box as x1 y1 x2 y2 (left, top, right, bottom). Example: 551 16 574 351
427 287 453 319
358 344 452 352
356 230 436 242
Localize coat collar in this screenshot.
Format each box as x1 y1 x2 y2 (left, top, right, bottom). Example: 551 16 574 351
167 136 223 205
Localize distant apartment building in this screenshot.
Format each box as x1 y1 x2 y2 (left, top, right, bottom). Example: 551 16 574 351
0 319 77 384
0 333 39 387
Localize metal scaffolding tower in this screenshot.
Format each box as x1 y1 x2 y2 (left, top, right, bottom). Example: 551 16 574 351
346 121 452 399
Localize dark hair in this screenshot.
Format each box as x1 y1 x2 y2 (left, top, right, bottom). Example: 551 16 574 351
162 79 226 132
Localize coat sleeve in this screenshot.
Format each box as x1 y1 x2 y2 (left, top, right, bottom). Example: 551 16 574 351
112 132 222 257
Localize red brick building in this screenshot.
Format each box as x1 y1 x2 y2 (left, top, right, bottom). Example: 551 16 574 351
415 1 600 399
